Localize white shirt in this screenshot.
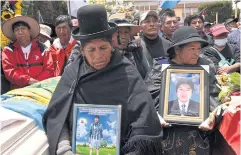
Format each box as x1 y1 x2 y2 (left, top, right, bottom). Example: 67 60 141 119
21 43 32 60
53 36 75 49
178 100 189 113
44 40 51 48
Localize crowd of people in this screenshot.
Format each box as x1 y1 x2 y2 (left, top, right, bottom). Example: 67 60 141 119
1 4 240 155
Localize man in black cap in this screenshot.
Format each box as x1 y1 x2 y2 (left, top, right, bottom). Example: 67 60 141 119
203 22 212 35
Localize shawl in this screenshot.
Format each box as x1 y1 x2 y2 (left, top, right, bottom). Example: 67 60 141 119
43 51 163 155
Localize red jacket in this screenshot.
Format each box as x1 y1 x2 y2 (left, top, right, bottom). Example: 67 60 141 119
46 39 77 76
2 40 54 89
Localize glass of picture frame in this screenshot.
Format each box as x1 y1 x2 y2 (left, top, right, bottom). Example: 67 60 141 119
72 104 121 155
158 64 209 126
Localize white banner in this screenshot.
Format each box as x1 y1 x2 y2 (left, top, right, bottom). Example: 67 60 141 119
68 0 88 17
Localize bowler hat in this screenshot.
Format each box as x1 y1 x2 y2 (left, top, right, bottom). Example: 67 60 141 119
72 4 117 40
167 26 208 56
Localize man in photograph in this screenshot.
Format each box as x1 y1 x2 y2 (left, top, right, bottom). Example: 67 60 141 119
168 78 199 117
89 115 103 155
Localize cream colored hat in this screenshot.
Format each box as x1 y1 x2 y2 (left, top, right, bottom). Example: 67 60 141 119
39 24 52 39
2 15 40 41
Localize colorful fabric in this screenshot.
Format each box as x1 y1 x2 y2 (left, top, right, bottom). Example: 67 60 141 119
1 76 61 129
219 104 240 155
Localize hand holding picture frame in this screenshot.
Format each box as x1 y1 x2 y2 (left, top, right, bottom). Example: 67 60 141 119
159 65 209 126
72 104 121 155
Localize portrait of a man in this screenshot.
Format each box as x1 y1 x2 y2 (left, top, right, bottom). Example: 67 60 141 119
89 115 103 155
168 78 199 117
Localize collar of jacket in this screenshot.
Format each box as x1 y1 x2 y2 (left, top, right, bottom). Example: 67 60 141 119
162 34 172 42
13 40 39 51
53 36 75 49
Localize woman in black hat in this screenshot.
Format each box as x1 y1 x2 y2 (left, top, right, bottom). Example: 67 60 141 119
43 4 163 155
145 26 221 155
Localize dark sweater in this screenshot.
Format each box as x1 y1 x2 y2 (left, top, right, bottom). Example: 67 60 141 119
143 36 169 58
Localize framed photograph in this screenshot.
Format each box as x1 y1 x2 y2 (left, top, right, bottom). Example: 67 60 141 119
72 104 122 155
159 65 209 125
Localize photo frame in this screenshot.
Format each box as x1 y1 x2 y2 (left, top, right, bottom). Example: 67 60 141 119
159 65 209 126
72 104 122 155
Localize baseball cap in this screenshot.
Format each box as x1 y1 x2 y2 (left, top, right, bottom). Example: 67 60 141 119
139 11 158 25
204 22 211 27
210 24 229 37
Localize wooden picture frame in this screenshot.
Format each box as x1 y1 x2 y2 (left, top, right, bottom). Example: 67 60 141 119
72 104 122 155
159 65 209 125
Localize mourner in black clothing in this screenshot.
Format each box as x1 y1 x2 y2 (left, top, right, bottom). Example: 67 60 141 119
145 26 221 155
43 5 163 155
109 18 147 78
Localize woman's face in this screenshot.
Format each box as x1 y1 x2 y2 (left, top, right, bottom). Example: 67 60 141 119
82 38 112 70
175 42 201 65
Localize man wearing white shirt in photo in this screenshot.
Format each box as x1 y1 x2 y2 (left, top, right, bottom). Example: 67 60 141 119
168 78 199 117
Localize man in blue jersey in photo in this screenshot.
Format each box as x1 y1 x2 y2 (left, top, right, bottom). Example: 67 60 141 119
89 115 103 155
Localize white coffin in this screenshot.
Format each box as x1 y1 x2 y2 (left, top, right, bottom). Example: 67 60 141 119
0 109 49 155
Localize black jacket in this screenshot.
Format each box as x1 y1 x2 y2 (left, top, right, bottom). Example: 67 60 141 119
135 36 171 79
43 51 163 155
202 44 240 70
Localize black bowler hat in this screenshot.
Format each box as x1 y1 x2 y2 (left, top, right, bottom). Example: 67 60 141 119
72 4 117 40
167 26 208 56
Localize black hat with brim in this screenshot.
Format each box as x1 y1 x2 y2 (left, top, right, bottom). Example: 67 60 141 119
72 25 117 40
225 18 239 25
167 26 208 56
72 4 117 40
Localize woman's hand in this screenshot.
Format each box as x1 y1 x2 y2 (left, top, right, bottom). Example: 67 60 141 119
217 66 231 75
157 112 171 127
199 117 215 131
160 118 170 127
